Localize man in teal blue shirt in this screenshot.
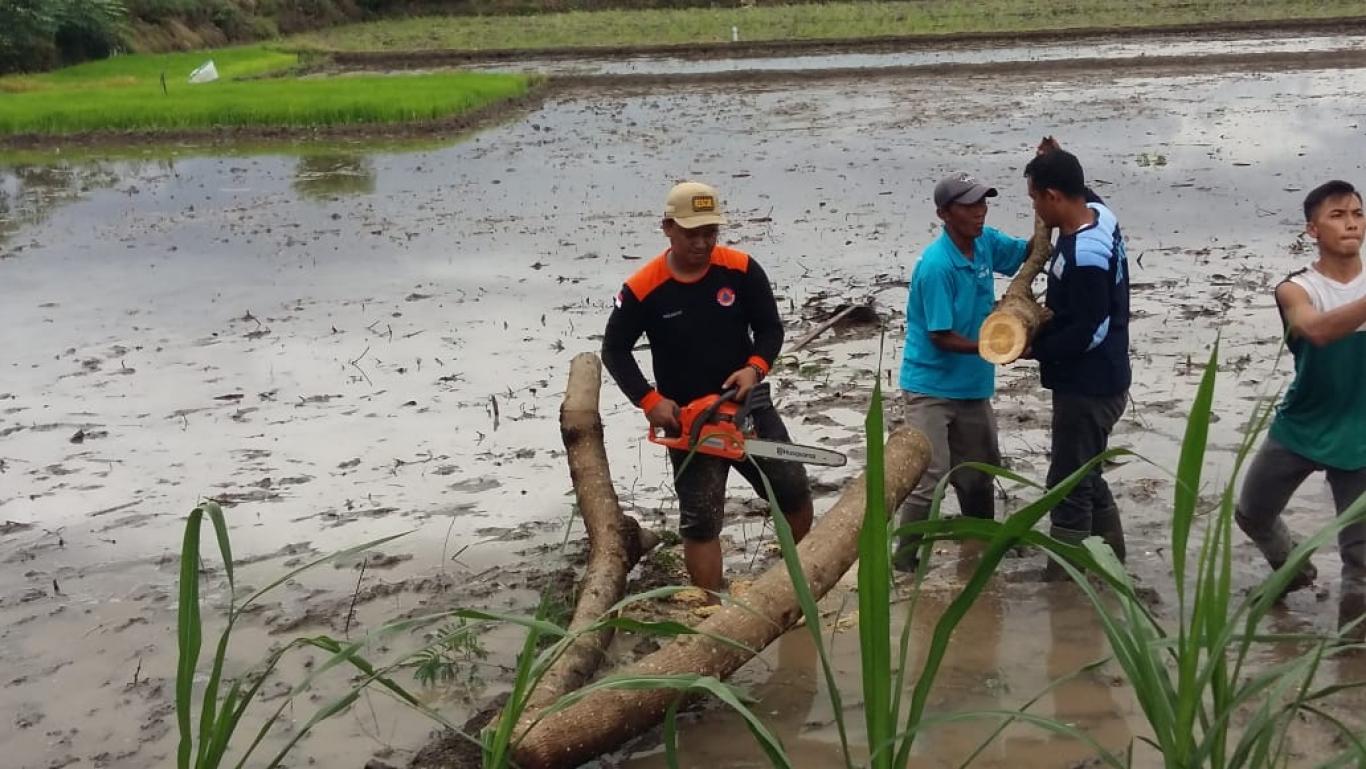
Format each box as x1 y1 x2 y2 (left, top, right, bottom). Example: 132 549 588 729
895 172 1031 570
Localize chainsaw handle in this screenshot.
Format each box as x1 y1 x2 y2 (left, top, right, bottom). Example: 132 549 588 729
689 387 739 446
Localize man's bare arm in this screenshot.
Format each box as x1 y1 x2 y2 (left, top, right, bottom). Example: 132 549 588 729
930 330 980 354
1277 281 1366 347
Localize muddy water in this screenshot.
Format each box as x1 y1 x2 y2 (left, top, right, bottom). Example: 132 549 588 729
468 32 1366 76
4 61 1366 768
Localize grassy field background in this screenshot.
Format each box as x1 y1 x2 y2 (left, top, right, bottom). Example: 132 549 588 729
0 45 530 136
0 46 299 93
293 0 1366 51
3 0 1359 138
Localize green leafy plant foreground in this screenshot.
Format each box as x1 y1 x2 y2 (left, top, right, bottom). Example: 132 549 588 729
899 343 1366 768
174 344 1366 769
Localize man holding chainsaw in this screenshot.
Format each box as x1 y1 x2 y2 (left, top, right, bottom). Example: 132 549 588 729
602 181 819 595
895 172 1032 571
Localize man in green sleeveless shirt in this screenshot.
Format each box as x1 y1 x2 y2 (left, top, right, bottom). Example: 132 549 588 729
1236 180 1366 639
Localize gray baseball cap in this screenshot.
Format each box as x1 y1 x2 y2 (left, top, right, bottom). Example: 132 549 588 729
934 172 998 208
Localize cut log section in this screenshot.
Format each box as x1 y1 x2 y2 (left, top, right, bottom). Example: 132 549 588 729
978 214 1054 364
511 427 933 769
526 352 660 710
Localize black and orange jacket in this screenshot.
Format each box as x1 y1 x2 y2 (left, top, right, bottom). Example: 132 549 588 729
602 246 783 411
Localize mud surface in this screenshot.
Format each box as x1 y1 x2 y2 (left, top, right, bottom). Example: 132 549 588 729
464 32 1366 77
325 15 1366 65
4 39 1366 769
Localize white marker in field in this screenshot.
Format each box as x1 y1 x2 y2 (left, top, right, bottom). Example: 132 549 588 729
188 60 218 84
732 26 739 42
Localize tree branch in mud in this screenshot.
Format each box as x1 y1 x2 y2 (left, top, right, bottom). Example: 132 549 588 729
511 427 932 769
524 352 660 710
978 214 1054 364
790 303 867 352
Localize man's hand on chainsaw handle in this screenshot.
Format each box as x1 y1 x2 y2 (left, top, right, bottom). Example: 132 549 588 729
646 398 682 435
722 365 761 401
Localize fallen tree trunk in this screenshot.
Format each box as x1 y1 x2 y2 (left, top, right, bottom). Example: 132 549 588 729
409 354 656 769
527 352 660 710
512 427 932 769
978 214 1054 364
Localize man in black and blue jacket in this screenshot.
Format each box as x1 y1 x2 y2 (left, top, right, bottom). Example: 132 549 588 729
1024 148 1132 578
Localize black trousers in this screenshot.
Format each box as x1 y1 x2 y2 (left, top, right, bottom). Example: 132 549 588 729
1046 391 1127 533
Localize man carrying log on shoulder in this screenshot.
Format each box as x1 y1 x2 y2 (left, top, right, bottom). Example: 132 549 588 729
894 172 1034 571
601 181 814 597
1022 146 1132 580
1235 180 1366 639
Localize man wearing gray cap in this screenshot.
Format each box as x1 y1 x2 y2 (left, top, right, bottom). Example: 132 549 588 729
894 172 1032 571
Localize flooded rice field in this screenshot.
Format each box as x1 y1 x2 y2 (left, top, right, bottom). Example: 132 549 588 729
467 30 1366 77
4 42 1366 769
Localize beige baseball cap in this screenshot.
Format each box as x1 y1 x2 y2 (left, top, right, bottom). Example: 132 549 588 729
664 181 727 229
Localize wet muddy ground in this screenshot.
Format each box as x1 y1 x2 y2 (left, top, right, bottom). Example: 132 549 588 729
4 36 1366 769
463 31 1366 77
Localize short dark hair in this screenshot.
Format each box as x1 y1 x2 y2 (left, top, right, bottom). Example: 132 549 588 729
1303 180 1362 221
1023 149 1087 198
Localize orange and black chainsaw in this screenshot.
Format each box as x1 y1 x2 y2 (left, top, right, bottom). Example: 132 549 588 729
648 387 846 467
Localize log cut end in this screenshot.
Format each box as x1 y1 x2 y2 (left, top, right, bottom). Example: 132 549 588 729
978 311 1028 364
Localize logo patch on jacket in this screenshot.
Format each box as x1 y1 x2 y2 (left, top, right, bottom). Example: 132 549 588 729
716 286 736 307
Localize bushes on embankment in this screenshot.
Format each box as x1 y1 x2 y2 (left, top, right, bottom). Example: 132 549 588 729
4 0 862 75
1 0 375 74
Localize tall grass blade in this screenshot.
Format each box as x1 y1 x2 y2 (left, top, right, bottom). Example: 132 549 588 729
1169 342 1219 767
1054 543 1181 758
663 698 683 769
534 674 794 769
895 450 1126 767
859 376 892 769
956 656 1117 769
590 617 756 654
256 635 456 769
176 505 205 769
487 596 551 767
197 502 235 769
751 457 853 767
883 709 1129 769
175 510 419 769
1300 704 1366 758
901 514 1146 611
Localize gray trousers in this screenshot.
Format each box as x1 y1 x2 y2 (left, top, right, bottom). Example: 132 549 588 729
897 392 1001 523
1046 391 1127 534
1236 437 1366 586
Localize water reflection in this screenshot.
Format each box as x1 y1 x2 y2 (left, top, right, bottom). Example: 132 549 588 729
751 631 850 768
0 162 121 247
910 539 1008 766
472 34 1366 78
291 153 376 200
616 627 847 768
878 544 1138 768
1036 583 1133 763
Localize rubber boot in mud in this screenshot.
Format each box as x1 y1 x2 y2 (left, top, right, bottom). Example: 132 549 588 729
894 501 929 573
1090 502 1126 564
1234 514 1317 600
1340 581 1366 643
1041 525 1090 582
